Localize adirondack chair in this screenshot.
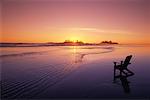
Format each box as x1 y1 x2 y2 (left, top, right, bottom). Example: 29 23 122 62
113 55 134 76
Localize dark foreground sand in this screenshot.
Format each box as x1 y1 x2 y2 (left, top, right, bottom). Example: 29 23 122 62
1 45 150 99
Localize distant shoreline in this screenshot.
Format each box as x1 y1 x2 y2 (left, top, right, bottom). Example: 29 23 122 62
0 43 150 47
0 44 118 47
0 42 119 47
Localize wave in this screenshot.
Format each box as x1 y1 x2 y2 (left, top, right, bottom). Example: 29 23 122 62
0 47 62 58
0 46 114 58
0 51 47 58
74 47 114 63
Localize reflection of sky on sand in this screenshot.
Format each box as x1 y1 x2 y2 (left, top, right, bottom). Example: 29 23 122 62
68 46 114 63
1 45 150 98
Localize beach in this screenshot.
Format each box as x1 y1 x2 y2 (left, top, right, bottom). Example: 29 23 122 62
1 45 150 99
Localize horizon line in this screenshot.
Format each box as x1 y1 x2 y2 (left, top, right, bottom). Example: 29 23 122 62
0 42 150 45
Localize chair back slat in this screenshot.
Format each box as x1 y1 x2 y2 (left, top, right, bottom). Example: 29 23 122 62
123 55 132 68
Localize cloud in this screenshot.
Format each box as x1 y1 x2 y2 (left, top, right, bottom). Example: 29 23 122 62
47 27 130 35
68 27 130 34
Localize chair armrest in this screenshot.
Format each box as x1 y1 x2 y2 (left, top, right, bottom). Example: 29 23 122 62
113 62 120 66
114 61 123 64
114 60 124 66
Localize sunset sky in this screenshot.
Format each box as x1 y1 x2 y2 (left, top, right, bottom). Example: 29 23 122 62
1 0 150 44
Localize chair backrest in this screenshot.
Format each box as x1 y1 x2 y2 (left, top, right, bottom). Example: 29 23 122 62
123 55 132 68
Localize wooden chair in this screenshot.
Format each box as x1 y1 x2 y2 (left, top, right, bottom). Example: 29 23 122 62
114 55 134 76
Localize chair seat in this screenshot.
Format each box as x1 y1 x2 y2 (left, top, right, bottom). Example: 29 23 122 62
115 65 123 69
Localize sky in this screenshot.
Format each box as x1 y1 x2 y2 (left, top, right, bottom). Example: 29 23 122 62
1 0 150 44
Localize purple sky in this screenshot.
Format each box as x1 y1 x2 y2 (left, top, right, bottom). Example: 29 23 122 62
1 0 150 43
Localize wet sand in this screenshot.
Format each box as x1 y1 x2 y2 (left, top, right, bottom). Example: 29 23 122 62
1 45 150 99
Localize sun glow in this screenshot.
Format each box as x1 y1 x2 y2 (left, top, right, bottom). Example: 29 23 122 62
69 37 81 43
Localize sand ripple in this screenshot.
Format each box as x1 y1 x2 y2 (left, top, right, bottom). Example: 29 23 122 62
1 62 80 99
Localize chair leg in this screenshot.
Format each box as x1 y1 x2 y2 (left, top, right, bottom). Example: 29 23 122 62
114 68 116 75
114 67 116 81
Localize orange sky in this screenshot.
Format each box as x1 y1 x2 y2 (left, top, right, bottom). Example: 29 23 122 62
1 0 150 44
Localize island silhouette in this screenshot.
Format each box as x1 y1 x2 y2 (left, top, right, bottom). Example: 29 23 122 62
0 40 118 47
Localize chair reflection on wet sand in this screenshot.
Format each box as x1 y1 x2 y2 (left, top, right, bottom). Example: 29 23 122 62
113 55 134 93
113 74 134 93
